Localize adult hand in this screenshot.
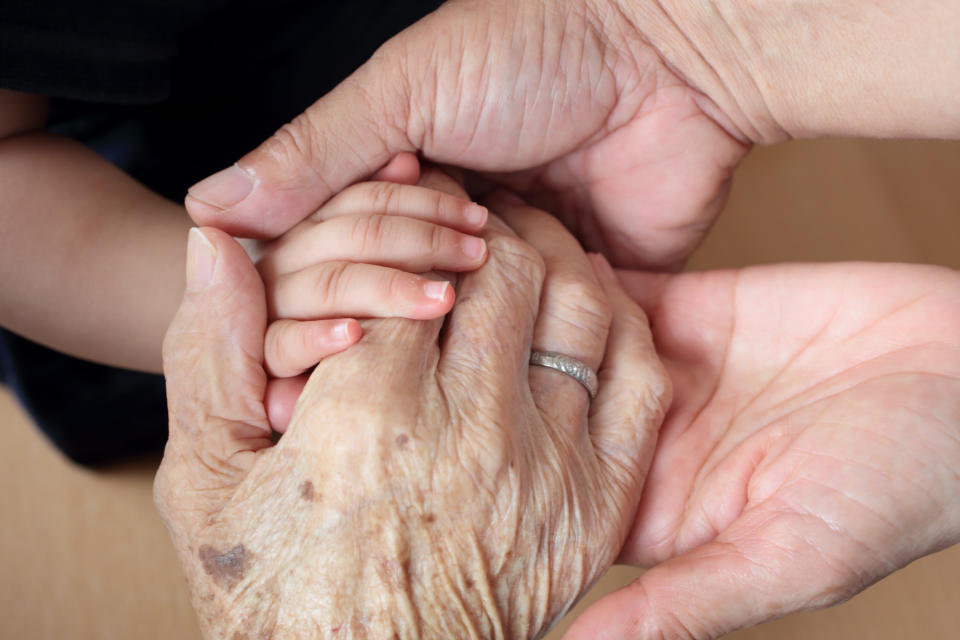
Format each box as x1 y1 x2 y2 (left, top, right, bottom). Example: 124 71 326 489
156 177 671 638
184 0 749 270
565 263 960 639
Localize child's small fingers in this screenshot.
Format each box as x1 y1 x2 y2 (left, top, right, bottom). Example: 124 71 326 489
264 318 362 378
315 181 488 232
260 214 487 278
268 262 455 321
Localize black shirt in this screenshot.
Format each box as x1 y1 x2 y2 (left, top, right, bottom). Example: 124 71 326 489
0 0 443 464
1 0 443 196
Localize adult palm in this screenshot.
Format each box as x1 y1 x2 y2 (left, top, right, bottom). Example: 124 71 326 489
186 0 748 269
567 262 960 639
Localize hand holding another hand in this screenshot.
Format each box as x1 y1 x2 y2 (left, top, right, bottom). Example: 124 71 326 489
186 0 748 270
252 154 490 430
161 189 960 639
156 172 670 639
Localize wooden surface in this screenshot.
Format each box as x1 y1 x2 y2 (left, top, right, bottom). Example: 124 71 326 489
2 138 959 639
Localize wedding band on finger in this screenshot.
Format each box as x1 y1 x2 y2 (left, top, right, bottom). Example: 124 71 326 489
529 351 599 400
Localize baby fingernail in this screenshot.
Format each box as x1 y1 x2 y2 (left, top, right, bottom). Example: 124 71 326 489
334 320 354 342
462 236 487 260
466 204 488 227
423 280 450 302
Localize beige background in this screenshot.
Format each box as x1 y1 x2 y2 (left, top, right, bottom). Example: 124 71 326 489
2 138 959 639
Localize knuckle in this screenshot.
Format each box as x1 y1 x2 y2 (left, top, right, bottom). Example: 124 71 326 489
429 189 448 219
312 262 352 307
366 180 400 214
267 117 317 166
624 580 698 640
489 234 546 284
384 269 413 301
429 224 448 255
552 274 613 329
152 465 173 515
351 214 389 253
647 364 673 416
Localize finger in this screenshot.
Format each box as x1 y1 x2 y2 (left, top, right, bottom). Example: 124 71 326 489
612 269 672 317
311 181 488 233
263 318 362 378
438 212 546 397
370 152 421 184
269 262 454 321
264 375 309 434
586 253 671 525
156 228 272 523
562 512 838 640
258 214 487 280
185 55 415 238
420 164 468 197
287 166 472 428
562 540 758 640
488 190 611 423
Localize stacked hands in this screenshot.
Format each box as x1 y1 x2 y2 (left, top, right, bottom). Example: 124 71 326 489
250 155 490 431
158 162 673 638
156 0 960 638
158 158 960 639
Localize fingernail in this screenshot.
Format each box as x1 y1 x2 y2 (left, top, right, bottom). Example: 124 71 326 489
335 320 357 343
462 236 487 260
186 228 217 290
187 164 254 211
466 204 488 227
423 280 450 302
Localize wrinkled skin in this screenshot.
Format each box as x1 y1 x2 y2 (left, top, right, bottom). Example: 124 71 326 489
565 263 960 639
155 173 670 639
186 0 748 270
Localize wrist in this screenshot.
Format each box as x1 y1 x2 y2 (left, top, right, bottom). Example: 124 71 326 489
614 0 960 142
602 0 788 144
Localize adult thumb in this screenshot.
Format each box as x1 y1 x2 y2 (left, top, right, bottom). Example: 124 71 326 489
158 227 272 510
563 535 808 640
185 56 414 239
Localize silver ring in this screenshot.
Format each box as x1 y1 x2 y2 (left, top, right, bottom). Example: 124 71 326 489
529 351 598 400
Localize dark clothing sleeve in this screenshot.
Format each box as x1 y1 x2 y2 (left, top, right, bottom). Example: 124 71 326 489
0 0 443 465
0 1 225 103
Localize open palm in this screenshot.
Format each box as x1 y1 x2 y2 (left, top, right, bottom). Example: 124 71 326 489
567 262 960 639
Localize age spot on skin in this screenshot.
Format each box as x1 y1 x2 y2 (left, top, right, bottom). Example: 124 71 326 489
299 480 316 501
199 544 251 591
395 434 410 448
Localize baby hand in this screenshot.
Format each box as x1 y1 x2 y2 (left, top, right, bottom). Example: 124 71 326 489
255 155 487 428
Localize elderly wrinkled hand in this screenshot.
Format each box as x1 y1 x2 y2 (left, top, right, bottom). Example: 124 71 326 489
155 172 669 639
